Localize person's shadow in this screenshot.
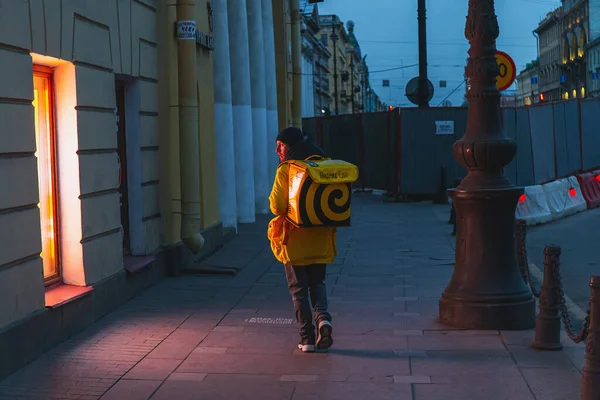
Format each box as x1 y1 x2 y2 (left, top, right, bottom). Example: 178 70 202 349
322 348 400 359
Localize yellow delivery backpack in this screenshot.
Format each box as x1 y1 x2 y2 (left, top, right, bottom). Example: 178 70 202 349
286 156 359 228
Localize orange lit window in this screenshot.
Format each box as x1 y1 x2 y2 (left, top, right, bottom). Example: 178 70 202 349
32 65 60 284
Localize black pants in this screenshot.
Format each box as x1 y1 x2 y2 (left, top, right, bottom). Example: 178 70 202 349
284 263 332 341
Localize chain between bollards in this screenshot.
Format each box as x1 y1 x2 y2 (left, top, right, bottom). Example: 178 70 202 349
515 219 540 297
516 222 591 342
527 244 590 347
551 250 590 344
581 276 600 400
515 220 598 398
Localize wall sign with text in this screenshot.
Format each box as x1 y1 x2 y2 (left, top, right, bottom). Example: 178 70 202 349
435 121 454 135
175 21 215 50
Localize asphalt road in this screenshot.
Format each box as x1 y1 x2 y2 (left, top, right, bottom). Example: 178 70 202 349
526 207 600 317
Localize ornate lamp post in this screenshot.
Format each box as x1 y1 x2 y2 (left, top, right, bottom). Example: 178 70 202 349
439 0 535 330
330 18 339 115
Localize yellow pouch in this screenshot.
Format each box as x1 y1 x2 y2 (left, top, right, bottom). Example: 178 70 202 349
267 215 295 264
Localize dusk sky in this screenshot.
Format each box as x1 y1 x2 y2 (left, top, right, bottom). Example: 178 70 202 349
315 0 562 107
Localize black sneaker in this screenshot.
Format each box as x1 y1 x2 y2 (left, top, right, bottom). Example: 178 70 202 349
316 320 333 350
297 338 316 353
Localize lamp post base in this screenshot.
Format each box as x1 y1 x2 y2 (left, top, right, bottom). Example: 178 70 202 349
439 295 535 330
439 187 536 330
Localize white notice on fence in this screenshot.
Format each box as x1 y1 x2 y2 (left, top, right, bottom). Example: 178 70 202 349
177 20 196 40
435 121 454 135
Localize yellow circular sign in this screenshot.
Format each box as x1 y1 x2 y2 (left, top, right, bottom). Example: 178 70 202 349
495 51 517 91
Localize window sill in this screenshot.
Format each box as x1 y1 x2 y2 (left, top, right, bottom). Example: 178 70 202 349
124 255 156 275
45 284 94 309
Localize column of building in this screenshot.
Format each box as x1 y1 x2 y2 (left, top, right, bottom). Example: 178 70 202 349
227 0 255 223
212 0 237 229
247 0 270 215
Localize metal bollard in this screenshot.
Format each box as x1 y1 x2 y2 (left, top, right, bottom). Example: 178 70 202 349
581 276 600 400
434 166 448 204
515 219 528 284
449 200 455 224
531 245 563 351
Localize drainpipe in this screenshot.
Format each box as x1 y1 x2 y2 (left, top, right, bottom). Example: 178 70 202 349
176 0 205 253
533 31 540 102
291 0 302 128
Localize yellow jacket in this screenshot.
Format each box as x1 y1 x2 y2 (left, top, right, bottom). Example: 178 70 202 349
268 162 337 266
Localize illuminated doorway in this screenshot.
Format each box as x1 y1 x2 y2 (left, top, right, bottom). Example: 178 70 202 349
32 65 60 284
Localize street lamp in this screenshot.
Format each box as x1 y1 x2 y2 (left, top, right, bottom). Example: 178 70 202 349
439 0 535 330
417 0 430 107
330 18 339 115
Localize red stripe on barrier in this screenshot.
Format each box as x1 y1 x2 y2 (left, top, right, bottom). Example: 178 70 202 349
576 170 600 209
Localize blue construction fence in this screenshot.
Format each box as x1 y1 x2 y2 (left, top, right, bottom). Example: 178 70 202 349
301 98 600 197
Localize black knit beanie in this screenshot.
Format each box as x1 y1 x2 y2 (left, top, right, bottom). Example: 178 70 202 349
276 127 305 146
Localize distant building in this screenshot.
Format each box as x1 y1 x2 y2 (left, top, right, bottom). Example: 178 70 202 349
559 0 588 99
535 8 562 102
344 21 363 114
319 15 351 115
300 0 332 116
586 0 600 97
587 37 600 97
501 90 518 107
314 15 382 115
516 60 539 106
361 62 382 112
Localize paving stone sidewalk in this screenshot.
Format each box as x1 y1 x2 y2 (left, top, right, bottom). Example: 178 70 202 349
0 194 586 400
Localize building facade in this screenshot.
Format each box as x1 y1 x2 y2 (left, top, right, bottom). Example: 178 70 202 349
0 0 282 379
559 0 588 100
535 8 562 102
587 38 600 96
300 0 332 116
501 91 518 107
319 15 351 115
313 40 334 115
586 0 600 96
0 0 161 375
344 21 364 114
301 49 316 117
516 60 539 106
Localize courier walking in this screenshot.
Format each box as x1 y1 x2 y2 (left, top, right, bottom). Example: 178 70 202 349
268 127 358 352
